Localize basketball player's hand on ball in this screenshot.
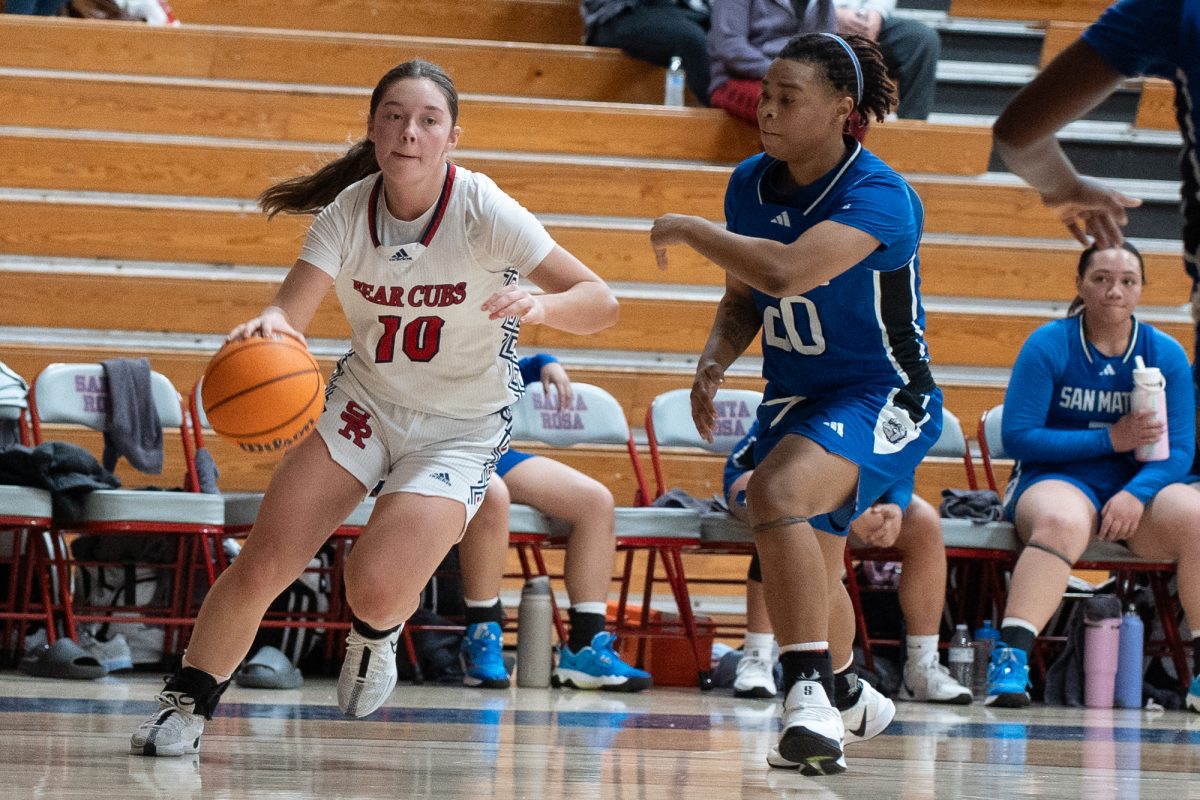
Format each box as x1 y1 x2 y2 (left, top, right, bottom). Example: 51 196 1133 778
1044 175 1141 249
690 358 725 443
650 213 702 271
227 306 307 346
539 361 573 410
483 286 544 324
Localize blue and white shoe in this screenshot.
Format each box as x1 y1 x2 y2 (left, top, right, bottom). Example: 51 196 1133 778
1187 674 1199 713
983 644 1031 708
461 622 511 689
551 632 652 692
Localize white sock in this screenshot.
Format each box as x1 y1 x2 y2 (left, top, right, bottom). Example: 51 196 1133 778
464 596 500 608
744 632 775 659
181 656 230 684
906 634 939 666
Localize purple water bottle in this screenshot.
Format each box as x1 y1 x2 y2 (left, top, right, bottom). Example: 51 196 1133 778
1084 616 1121 708
1114 606 1144 709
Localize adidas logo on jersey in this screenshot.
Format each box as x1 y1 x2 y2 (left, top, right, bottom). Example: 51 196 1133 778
1099 364 1116 376
771 211 792 227
429 472 452 486
389 248 413 262
823 420 844 437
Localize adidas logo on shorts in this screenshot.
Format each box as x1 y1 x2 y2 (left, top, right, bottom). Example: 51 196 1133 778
429 472 452 486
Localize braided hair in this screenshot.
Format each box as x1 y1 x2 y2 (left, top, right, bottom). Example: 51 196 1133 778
777 33 897 124
259 59 459 218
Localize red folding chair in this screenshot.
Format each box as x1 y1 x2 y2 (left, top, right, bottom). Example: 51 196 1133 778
0 384 59 660
977 404 1190 689
510 382 707 687
28 363 224 658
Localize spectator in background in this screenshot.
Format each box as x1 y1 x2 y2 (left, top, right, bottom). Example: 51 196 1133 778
581 0 712 105
5 0 69 14
832 1 939 120
708 0 836 125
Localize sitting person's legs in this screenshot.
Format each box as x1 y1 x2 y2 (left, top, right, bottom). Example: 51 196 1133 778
587 0 711 103
503 455 650 692
1124 482 1200 711
457 475 513 688
987 479 1096 708
890 496 972 704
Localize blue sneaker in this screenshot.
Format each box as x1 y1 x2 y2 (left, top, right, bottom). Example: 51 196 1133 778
983 644 1031 708
1187 674 1199 713
552 632 652 692
461 622 510 689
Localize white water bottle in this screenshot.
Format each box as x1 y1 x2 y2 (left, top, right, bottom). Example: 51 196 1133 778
664 56 686 107
1131 356 1169 462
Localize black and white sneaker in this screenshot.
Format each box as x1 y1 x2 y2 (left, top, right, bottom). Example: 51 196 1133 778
338 627 400 718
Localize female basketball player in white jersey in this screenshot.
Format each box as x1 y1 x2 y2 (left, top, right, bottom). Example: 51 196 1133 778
130 59 618 756
651 34 939 775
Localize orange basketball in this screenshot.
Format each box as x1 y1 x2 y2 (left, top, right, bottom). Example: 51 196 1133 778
202 335 324 454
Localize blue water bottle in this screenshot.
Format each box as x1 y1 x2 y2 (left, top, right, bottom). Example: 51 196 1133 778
972 620 1001 697
1114 606 1144 709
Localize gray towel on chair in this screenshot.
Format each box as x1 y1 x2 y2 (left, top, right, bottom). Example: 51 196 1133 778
101 358 162 474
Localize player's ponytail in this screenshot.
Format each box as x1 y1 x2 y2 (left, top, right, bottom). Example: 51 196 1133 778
259 60 459 218
778 32 897 124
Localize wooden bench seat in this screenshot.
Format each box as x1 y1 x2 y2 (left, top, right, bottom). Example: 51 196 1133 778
2 195 1190 306
167 0 583 44
0 73 993 174
0 132 1062 238
0 16 662 104
950 0 1110 24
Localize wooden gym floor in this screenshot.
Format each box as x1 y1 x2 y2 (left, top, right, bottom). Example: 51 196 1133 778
0 672 1197 799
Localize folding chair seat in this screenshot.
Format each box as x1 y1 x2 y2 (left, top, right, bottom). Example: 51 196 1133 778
510 382 706 686
0 392 59 659
977 404 1190 689
28 364 224 657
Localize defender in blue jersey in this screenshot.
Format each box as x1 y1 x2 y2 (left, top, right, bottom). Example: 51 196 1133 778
651 33 939 774
723 421 971 706
456 354 650 692
985 244 1200 712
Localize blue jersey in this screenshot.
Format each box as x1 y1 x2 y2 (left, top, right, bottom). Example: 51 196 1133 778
1001 315 1194 504
1083 0 1200 280
724 144 935 403
723 419 914 511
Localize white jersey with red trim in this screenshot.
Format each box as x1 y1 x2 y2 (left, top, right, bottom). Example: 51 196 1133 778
299 164 555 419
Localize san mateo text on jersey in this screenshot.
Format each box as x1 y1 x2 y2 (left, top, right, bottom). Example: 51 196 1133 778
1058 386 1131 415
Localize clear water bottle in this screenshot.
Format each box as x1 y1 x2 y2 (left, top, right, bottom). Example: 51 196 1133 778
972 620 1000 696
948 624 974 691
516 576 553 688
1131 356 1169 461
664 56 686 107
1114 606 1144 708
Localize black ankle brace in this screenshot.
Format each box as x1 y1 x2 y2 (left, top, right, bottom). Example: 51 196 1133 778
165 667 231 720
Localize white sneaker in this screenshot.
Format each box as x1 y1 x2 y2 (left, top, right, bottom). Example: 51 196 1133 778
841 678 896 745
899 653 973 705
130 691 206 757
338 627 400 718
767 680 846 775
733 651 778 699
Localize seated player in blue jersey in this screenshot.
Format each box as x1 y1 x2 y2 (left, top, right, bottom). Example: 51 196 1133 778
986 243 1200 712
724 421 971 705
455 353 650 692
651 32 941 775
